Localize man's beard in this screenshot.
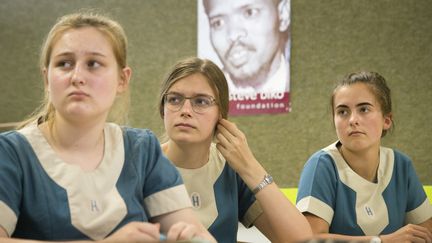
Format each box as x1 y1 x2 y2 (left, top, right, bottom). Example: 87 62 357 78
222 41 273 88
226 58 272 89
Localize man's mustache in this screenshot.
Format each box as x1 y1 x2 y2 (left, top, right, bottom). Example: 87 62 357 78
224 40 256 61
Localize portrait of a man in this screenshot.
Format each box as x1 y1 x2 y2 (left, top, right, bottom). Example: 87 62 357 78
198 0 291 115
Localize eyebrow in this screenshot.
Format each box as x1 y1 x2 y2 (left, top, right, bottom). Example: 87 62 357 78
335 102 373 109
207 2 261 19
239 3 263 11
335 104 348 109
356 102 373 107
53 51 107 58
167 91 214 97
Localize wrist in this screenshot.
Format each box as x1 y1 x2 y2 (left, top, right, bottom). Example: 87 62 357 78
370 236 382 243
252 174 273 194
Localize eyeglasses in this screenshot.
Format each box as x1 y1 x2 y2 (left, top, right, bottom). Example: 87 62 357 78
163 92 217 114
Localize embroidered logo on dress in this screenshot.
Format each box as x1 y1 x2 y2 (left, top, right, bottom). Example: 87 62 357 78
91 200 100 213
190 192 201 209
364 205 374 217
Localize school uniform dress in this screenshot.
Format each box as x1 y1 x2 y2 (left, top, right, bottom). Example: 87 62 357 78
0 123 191 240
296 141 432 236
176 143 262 243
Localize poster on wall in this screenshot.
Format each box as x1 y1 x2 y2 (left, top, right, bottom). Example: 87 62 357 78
197 0 291 116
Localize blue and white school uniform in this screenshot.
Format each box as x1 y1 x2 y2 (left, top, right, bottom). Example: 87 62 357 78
0 123 191 240
176 143 262 243
296 141 432 236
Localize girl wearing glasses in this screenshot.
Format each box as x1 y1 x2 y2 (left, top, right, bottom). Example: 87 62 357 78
158 57 312 243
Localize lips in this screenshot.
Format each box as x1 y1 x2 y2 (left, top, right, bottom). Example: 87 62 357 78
175 123 196 129
349 131 365 136
226 44 252 67
68 90 89 97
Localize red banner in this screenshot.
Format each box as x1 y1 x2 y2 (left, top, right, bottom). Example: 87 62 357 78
229 92 290 115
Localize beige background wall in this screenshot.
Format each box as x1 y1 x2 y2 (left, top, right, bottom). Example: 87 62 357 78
1 0 431 187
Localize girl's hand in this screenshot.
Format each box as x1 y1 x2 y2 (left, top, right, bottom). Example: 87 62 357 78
102 221 160 243
216 119 266 187
381 224 432 243
216 119 257 173
165 221 204 241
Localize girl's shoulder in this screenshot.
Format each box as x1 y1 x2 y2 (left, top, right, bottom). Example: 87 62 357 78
306 142 340 167
116 124 158 142
380 146 413 166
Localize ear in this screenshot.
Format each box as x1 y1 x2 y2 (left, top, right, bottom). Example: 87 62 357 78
383 113 392 130
117 66 131 93
278 0 290 32
43 68 49 88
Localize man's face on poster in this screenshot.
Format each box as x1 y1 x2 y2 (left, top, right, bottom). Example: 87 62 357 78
205 0 284 85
